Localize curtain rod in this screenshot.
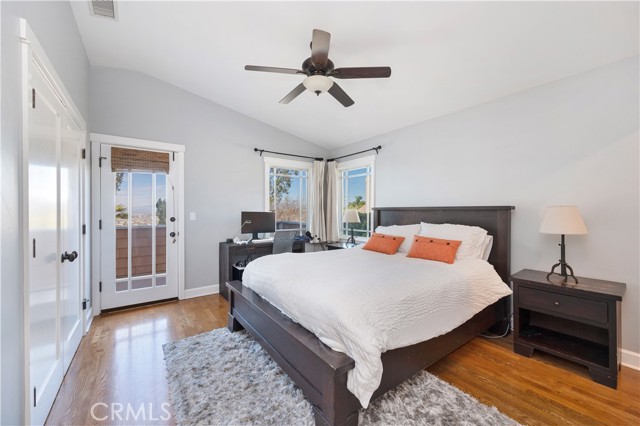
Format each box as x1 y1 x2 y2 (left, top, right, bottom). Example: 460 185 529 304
327 145 381 162
254 148 324 161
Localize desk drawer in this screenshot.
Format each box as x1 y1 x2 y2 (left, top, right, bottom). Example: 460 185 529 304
518 286 607 323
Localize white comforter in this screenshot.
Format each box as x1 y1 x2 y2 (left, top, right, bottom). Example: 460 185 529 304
242 247 512 407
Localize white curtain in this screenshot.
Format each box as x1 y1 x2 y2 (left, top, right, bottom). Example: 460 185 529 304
325 161 340 242
309 160 327 241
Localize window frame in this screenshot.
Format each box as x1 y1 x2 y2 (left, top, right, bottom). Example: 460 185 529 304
263 156 313 235
336 155 376 241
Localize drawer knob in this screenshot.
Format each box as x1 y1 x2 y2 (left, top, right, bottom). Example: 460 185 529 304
554 301 560 306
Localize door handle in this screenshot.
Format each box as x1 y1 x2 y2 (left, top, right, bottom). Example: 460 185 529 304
61 251 78 263
169 232 176 238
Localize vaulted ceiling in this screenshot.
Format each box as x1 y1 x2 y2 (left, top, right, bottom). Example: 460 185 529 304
70 1 638 149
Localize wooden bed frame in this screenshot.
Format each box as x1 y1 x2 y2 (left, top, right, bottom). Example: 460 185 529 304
227 206 514 426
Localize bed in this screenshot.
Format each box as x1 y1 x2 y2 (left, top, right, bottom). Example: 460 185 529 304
227 206 514 426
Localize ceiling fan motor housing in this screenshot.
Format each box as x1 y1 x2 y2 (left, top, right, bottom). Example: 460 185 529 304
302 58 335 75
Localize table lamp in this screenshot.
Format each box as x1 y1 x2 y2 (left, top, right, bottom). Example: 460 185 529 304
343 209 361 244
539 206 588 283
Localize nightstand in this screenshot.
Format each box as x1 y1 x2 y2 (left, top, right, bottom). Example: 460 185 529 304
511 269 626 388
326 242 360 250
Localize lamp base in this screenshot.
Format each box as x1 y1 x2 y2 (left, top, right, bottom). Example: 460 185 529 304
345 227 356 245
547 261 578 284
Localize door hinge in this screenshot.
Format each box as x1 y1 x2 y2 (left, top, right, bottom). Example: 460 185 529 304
32 88 36 108
99 282 102 292
82 148 86 159
33 387 37 407
99 219 102 230
82 298 89 310
82 224 86 235
33 238 36 258
173 152 175 161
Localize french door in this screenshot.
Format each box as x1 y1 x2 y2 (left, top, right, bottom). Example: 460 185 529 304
27 57 84 424
99 145 179 309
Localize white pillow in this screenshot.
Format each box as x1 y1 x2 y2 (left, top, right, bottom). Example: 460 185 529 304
374 224 421 253
419 222 488 260
481 235 493 261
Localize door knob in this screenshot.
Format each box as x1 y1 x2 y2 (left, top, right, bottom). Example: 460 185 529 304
170 232 176 238
170 217 176 222
61 251 78 263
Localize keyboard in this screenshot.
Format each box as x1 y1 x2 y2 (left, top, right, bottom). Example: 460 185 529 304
251 238 274 244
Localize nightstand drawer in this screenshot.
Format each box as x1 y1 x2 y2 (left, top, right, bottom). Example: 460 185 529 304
518 287 607 323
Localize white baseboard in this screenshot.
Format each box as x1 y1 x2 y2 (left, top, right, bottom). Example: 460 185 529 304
183 284 219 300
621 349 640 371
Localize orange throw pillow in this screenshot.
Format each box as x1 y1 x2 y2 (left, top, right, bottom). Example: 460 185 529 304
362 233 405 255
407 235 462 264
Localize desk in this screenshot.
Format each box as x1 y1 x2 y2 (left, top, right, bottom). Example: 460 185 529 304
218 240 305 300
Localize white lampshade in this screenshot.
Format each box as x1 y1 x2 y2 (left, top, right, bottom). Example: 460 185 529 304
343 209 361 224
539 206 588 235
303 75 333 94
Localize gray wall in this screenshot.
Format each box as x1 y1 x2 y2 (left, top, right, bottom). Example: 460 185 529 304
90 66 328 290
330 57 640 355
1 1 90 424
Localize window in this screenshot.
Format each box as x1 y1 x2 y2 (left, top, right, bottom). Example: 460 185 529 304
337 156 375 241
264 157 311 235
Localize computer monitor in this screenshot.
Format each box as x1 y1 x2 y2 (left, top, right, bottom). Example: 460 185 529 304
241 211 276 240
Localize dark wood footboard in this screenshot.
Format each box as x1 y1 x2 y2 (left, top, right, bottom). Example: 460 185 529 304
227 281 360 426
228 280 507 426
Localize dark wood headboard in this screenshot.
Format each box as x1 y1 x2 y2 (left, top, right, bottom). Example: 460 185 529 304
373 206 515 283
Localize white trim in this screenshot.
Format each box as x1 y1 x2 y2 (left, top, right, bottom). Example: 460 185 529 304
335 154 376 171
336 155 376 241
20 21 86 130
84 307 94 334
183 285 220 299
263 156 313 222
176 151 186 300
90 142 102 316
621 349 640 371
262 155 312 170
90 133 185 153
90 135 186 313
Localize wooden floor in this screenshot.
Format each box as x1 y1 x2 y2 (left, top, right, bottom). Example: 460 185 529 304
47 295 639 425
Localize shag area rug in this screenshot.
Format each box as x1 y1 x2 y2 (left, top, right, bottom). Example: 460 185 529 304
163 328 515 426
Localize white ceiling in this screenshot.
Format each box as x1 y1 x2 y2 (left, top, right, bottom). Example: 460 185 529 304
70 1 639 150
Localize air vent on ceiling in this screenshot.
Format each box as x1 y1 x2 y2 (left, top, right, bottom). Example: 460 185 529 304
90 0 117 20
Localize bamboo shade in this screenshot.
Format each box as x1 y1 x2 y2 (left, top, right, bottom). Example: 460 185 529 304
111 147 170 174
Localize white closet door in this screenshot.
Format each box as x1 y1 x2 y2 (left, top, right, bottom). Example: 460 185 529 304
59 109 83 373
28 63 63 426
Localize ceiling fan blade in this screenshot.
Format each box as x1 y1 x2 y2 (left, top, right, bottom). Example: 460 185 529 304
311 29 331 68
279 83 306 104
329 67 392 79
327 82 354 107
245 65 304 75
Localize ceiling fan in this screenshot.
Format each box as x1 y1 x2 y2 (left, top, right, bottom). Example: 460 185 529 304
245 29 391 107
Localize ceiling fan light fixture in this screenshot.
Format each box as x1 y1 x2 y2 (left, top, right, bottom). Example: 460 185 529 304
303 75 333 95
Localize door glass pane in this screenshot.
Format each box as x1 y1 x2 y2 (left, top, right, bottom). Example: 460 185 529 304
132 278 153 290
156 174 167 274
116 280 128 293
131 173 153 277
115 172 129 279
156 276 167 287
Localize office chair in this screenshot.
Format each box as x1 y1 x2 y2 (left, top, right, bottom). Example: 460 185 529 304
272 230 297 254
